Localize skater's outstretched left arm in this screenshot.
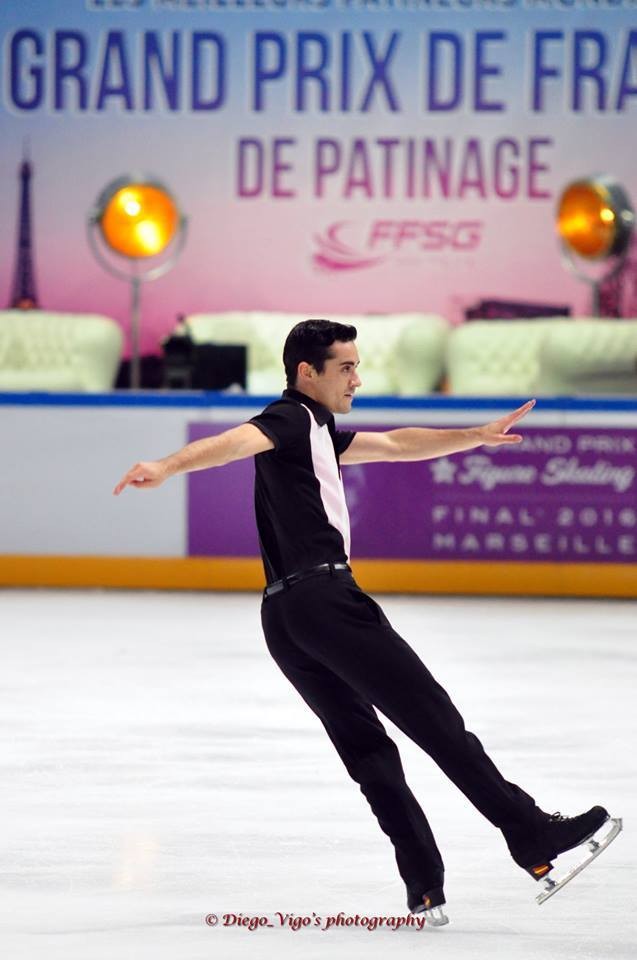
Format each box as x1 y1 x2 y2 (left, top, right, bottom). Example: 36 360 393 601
339 399 536 465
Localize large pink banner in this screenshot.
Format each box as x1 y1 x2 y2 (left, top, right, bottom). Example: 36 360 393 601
2 4 636 357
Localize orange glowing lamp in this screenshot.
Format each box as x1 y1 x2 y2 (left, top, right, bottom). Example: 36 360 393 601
556 177 633 261
88 174 188 388
555 175 634 316
98 182 179 259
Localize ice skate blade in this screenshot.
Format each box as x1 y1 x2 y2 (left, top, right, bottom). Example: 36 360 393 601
411 903 450 926
425 906 449 926
536 817 623 905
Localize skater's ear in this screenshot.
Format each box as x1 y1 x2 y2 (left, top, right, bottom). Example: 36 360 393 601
297 360 319 384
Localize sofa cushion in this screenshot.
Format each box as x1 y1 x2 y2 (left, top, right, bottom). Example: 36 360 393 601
538 319 637 394
0 311 123 392
447 317 637 395
184 311 449 395
446 319 564 395
0 369 87 391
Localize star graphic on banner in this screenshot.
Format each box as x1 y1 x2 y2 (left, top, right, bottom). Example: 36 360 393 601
430 457 457 484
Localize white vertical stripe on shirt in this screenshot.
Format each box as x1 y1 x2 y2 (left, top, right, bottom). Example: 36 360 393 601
300 403 351 560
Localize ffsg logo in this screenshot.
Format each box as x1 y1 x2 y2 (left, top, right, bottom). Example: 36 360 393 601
313 220 484 271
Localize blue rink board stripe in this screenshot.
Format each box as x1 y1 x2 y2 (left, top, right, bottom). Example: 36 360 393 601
0 392 636 413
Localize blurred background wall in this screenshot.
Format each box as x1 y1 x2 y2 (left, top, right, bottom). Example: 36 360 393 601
1 1 635 597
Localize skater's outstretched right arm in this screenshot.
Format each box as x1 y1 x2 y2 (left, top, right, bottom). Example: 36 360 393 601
112 423 274 495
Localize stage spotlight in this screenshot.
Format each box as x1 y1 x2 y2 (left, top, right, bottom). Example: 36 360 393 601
556 175 634 315
99 182 180 259
88 175 188 388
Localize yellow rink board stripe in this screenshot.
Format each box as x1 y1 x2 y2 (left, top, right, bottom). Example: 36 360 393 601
0 556 635 598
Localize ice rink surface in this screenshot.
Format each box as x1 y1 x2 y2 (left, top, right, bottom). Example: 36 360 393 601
1 588 635 960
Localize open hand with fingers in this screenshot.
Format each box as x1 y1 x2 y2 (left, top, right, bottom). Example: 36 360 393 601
474 399 536 447
112 460 169 496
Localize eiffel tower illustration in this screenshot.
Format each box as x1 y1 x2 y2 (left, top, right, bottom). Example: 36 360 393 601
8 138 39 309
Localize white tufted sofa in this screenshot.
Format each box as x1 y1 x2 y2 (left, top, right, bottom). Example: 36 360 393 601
446 318 637 395
183 311 449 395
0 311 123 392
538 320 637 394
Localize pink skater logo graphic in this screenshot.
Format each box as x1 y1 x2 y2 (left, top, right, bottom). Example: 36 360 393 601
312 221 388 272
312 219 484 271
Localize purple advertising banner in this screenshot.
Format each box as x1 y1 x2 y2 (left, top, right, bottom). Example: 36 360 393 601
188 422 637 564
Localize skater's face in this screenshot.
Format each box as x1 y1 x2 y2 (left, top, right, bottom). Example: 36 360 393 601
295 340 362 414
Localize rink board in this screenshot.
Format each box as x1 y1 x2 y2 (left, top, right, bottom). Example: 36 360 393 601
0 393 635 598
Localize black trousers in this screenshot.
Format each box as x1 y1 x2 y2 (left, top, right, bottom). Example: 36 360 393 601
261 569 545 891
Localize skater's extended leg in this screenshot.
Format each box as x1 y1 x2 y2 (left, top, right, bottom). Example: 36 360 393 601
292 583 617 893
282 577 546 842
261 598 444 893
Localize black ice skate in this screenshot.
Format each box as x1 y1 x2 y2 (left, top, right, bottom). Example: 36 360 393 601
406 884 449 926
522 806 623 904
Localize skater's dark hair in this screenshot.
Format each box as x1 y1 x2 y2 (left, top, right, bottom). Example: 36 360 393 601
283 319 357 388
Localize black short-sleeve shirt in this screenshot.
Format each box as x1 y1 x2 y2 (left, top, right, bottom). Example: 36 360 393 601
246 388 356 584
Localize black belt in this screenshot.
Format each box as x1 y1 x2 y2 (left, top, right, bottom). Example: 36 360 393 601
263 562 352 599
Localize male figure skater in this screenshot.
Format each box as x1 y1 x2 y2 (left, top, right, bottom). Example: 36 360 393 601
114 319 615 924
